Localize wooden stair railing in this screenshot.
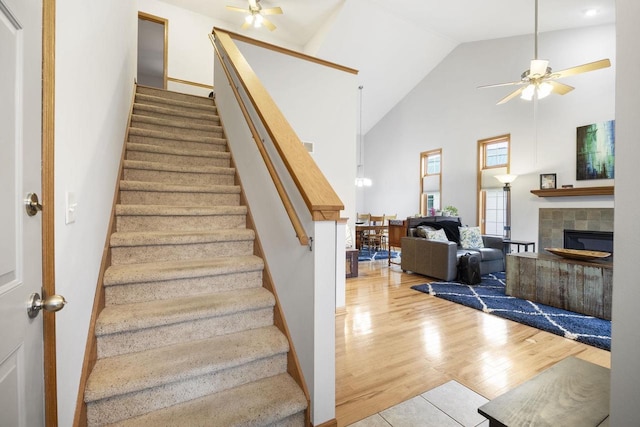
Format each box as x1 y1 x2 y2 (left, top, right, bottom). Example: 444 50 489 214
210 28 344 238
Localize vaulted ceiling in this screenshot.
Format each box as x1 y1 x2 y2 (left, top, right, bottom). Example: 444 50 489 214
158 0 615 133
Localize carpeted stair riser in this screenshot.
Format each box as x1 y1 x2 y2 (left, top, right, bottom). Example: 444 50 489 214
119 185 240 207
131 113 220 131
136 86 215 106
130 123 224 140
111 239 254 265
103 256 264 305
128 130 228 152
104 269 263 305
115 214 245 233
97 307 274 358
96 288 275 358
134 93 218 117
108 373 307 427
115 206 247 232
128 126 226 146
85 327 289 425
122 162 235 186
125 143 231 167
133 104 220 126
87 354 287 426
131 114 224 139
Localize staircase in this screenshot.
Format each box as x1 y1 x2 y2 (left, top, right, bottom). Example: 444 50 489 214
83 85 307 426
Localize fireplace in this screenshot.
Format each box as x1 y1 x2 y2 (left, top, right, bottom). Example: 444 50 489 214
564 229 613 259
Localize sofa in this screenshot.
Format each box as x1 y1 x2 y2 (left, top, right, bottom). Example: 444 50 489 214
400 217 505 281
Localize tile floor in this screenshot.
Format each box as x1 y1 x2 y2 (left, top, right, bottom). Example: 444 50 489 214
348 380 490 427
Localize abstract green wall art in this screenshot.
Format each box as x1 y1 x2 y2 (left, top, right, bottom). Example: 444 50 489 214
576 120 615 180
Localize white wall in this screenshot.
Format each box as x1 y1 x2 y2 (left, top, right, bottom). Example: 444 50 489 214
137 0 214 89
235 40 358 234
610 0 640 423
137 0 302 93
54 2 137 426
363 25 615 244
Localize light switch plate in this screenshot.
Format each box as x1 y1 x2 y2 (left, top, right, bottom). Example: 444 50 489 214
65 191 77 224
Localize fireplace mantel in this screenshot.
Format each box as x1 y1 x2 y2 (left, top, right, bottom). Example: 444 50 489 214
531 186 614 197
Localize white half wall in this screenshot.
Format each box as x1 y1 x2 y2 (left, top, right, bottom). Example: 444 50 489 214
214 53 337 424
54 2 137 426
363 24 615 244
610 0 640 423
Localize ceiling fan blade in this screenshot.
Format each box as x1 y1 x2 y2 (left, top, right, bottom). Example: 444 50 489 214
548 80 574 95
241 19 252 30
552 59 611 79
497 86 526 105
261 16 276 31
261 6 283 15
226 6 248 13
478 81 524 89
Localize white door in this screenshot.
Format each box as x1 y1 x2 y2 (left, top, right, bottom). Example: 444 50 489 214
0 0 46 425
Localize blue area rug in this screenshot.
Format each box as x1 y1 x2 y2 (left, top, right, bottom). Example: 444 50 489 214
411 272 611 351
358 249 400 261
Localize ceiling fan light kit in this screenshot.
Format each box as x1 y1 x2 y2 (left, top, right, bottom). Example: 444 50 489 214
227 0 282 31
479 0 611 105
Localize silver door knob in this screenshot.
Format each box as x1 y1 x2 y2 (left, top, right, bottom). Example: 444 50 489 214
25 193 43 216
27 293 67 318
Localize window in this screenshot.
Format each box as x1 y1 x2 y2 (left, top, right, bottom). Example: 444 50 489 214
420 149 442 216
478 135 510 235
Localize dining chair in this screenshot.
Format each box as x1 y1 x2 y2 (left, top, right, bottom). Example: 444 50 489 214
381 213 397 251
356 213 371 249
368 215 385 251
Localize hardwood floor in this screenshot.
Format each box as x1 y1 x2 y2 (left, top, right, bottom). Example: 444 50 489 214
335 260 611 427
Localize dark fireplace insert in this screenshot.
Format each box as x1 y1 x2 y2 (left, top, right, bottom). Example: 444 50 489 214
564 229 613 259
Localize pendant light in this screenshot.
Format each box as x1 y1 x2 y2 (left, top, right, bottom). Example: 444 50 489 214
355 85 372 187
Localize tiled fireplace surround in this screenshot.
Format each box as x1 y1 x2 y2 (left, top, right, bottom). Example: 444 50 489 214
538 208 614 251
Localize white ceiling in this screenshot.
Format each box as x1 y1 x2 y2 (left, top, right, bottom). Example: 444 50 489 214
158 0 615 133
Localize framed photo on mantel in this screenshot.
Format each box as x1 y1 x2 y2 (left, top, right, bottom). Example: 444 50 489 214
540 173 557 190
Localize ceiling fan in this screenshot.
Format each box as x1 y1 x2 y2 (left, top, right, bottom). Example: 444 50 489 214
478 0 611 105
226 0 283 31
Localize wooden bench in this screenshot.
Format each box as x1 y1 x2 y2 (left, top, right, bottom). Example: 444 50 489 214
478 357 610 426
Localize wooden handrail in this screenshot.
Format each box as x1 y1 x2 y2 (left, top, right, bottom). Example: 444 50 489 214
211 28 344 222
220 29 358 75
210 34 309 246
167 76 213 90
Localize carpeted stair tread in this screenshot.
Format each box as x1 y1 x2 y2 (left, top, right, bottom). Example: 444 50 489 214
128 127 226 145
103 255 264 287
134 93 217 116
96 287 275 336
133 102 219 121
136 86 215 107
115 204 246 217
126 142 231 160
131 113 223 133
84 326 288 402
123 159 235 175
110 228 255 247
119 180 240 195
108 373 307 427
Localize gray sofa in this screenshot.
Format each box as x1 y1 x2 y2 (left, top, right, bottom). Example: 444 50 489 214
400 217 505 281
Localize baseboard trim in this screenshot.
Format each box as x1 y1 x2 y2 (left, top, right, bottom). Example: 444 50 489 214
313 418 338 427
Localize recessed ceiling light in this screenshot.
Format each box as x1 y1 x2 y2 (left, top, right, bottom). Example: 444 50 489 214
583 8 599 17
